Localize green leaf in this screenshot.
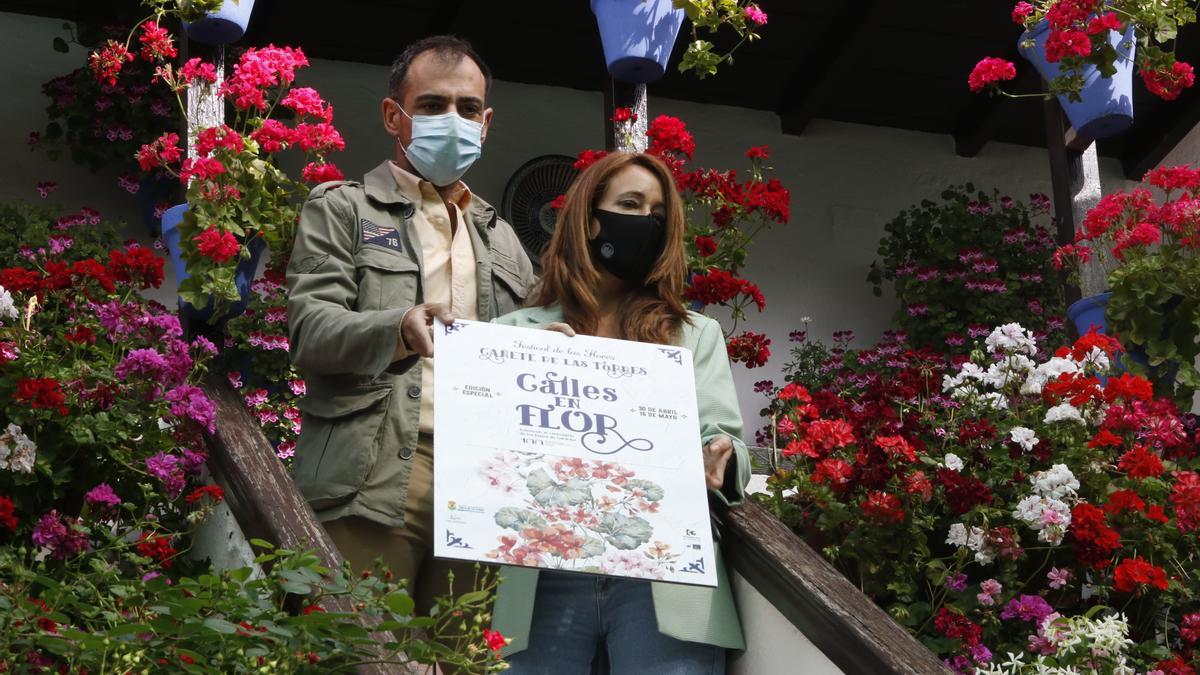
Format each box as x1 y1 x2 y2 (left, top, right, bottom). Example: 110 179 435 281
384 593 414 616
597 512 653 550
494 506 547 531
202 617 239 634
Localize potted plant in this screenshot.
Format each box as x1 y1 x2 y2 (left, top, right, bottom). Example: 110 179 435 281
568 113 788 368
759 323 1200 673
183 0 257 45
1053 165 1200 404
969 0 1197 138
33 22 182 233
868 186 1069 355
590 0 767 82
111 39 345 321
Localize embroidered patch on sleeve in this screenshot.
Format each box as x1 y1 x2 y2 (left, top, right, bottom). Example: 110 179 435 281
361 218 403 252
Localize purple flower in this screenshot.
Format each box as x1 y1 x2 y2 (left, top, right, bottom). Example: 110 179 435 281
114 348 169 382
84 483 121 509
968 643 992 664
752 380 774 395
162 340 195 387
288 379 306 396
946 572 968 592
191 335 218 357
166 385 216 434
145 452 185 498
945 655 973 674
1000 594 1054 624
31 510 89 559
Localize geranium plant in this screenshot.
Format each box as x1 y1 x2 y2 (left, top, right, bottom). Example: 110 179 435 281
94 10 345 318
0 243 506 672
868 186 1068 355
34 22 181 185
970 0 1197 101
0 198 124 269
760 323 1199 673
575 114 788 368
673 0 768 79
1053 164 1200 405
223 275 303 465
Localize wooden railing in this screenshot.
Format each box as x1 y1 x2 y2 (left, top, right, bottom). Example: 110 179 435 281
203 369 947 674
200 375 403 675
720 499 951 674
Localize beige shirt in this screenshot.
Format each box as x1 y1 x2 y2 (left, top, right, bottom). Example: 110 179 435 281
389 162 478 434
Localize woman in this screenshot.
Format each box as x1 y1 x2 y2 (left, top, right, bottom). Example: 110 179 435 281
491 152 750 674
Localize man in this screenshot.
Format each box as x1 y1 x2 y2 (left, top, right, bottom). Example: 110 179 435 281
286 36 536 611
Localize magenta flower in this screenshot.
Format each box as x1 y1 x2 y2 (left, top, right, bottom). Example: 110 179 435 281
1000 594 1054 624
166 385 216 434
946 572 968 592
32 510 89 559
1047 567 1071 589
145 452 186 498
84 483 122 509
745 4 767 25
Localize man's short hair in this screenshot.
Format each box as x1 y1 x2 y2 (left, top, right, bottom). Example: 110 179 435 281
388 35 493 100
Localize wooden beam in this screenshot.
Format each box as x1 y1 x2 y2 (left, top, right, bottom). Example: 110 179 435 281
1043 97 1083 311
778 0 886 136
1120 85 1200 180
721 500 952 675
201 376 401 675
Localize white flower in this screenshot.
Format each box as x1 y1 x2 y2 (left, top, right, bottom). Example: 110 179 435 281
942 362 986 393
943 453 964 472
1013 494 1072 545
946 523 968 547
0 286 16 322
1078 346 1111 375
1044 402 1085 425
1010 426 1039 451
967 526 995 565
980 391 1009 410
1030 464 1079 500
0 423 36 473
1021 357 1079 395
985 323 1037 356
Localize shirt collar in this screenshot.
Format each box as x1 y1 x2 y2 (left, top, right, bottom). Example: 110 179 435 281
388 161 473 212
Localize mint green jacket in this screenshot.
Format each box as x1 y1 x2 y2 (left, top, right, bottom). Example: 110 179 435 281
490 305 750 655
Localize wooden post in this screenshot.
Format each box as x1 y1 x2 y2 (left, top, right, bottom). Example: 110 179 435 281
1043 97 1107 318
604 77 648 153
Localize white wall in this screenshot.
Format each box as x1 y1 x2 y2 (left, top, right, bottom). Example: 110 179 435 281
0 11 1145 438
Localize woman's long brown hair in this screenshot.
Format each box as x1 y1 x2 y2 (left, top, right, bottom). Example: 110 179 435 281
532 152 690 345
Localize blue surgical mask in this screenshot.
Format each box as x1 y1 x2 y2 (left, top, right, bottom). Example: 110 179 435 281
396 106 484 187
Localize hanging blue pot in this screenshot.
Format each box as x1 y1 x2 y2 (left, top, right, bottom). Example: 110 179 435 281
1018 19 1135 138
183 0 257 45
590 0 686 83
161 203 266 321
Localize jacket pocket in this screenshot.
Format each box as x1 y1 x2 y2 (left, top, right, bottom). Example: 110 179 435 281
292 386 392 511
492 256 530 317
355 246 420 311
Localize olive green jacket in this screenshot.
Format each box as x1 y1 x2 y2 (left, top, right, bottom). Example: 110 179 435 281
490 305 750 655
286 161 537 527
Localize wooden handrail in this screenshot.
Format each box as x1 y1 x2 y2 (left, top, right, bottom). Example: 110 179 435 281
720 499 952 675
201 375 403 675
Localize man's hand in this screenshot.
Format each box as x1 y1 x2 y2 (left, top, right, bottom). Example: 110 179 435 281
400 303 454 358
703 435 734 490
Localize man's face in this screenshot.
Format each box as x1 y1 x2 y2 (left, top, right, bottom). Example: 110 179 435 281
382 51 493 155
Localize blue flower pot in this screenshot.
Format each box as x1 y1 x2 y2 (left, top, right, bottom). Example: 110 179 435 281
1065 291 1177 385
1067 292 1111 335
161 203 266 321
183 0 257 45
1018 19 1135 138
590 0 685 83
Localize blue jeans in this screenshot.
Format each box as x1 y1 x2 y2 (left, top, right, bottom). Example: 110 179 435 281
504 571 726 675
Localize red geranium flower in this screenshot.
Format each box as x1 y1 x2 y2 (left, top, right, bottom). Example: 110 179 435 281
136 532 178 569
185 485 225 504
1119 445 1164 479
694 236 718 258
968 57 1017 93
483 628 507 652
194 228 241 264
1113 556 1169 594
0 495 17 532
861 491 906 524
15 378 68 416
1142 61 1196 101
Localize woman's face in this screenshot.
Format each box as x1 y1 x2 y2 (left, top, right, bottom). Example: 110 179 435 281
590 164 666 237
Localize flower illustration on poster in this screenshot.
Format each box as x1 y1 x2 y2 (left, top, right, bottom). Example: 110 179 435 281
482 450 677 576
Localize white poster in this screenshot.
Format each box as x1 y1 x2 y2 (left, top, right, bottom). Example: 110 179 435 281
433 318 717 587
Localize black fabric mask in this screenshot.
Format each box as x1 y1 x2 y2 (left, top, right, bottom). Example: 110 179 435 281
589 209 666 285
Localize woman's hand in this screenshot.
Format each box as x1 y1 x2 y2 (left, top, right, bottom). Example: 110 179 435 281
545 322 576 337
703 435 734 490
